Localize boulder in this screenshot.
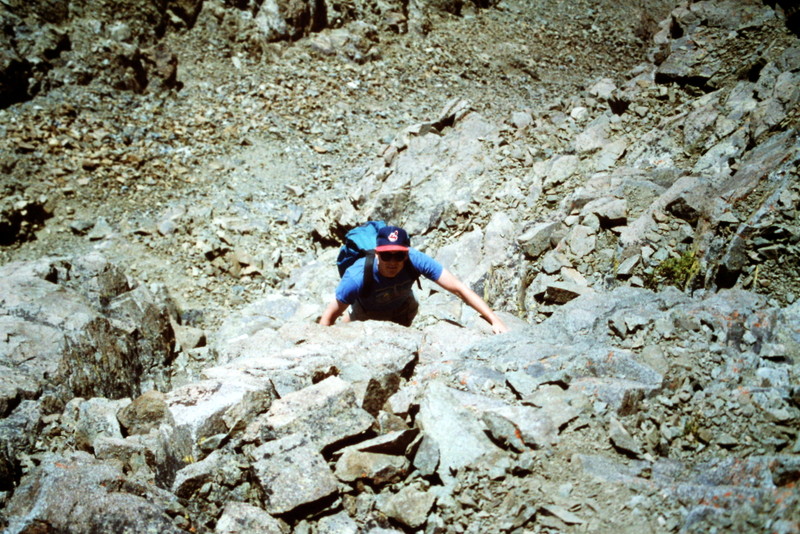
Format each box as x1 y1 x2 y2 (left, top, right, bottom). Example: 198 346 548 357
415 382 502 483
4 452 183 534
249 434 339 515
484 405 558 449
94 423 192 488
334 449 410 484
0 255 175 416
215 501 288 534
254 0 326 42
172 449 227 498
518 221 561 259
62 396 129 452
118 390 176 436
317 511 358 534
213 318 419 404
250 375 374 451
375 482 437 529
167 377 278 450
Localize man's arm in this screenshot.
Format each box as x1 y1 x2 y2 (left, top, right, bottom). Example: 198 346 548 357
319 299 350 326
434 269 509 334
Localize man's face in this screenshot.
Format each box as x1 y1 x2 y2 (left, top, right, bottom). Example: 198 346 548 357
376 251 407 278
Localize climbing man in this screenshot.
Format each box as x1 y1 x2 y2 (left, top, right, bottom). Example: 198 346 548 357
319 225 509 334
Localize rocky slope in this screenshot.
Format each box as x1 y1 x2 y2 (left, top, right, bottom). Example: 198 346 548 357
1 0 799 533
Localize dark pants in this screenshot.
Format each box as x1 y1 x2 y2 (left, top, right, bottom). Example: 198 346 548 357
349 295 419 327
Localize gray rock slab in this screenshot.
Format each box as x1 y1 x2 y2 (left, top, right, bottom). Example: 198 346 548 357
481 411 527 451
505 370 541 398
576 452 794 515
561 267 589 287
62 396 129 452
412 434 440 477
354 111 501 236
483 211 516 261
172 449 225 499
203 348 318 398
540 155 581 190
435 228 491 290
4 451 183 534
167 376 277 448
0 315 63 414
173 322 206 352
617 174 700 252
214 294 301 362
608 416 644 458
93 435 147 468
566 224 596 258
222 386 279 434
212 321 420 405
656 36 720 86
540 250 572 275
518 221 561 259
594 139 628 171
570 377 659 414
574 121 609 154
416 382 501 482
616 254 639 277
525 386 586 429
486 405 558 449
317 511 358 534
255 375 374 451
375 483 437 529
135 425 194 488
94 423 192 488
250 434 339 516
575 453 648 484
589 78 617 100
385 382 422 417
334 449 409 484
418 322 485 367
215 501 288 534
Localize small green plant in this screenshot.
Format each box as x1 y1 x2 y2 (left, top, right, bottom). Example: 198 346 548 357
647 250 700 290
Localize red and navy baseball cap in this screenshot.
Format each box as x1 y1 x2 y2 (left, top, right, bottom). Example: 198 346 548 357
375 226 410 252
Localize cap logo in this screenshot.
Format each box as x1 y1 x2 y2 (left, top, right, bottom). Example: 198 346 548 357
388 230 399 242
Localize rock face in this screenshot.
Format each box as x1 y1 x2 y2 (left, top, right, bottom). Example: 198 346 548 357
1 0 800 533
0 1 179 108
0 253 178 493
4 451 185 534
4 282 799 532
0 253 175 415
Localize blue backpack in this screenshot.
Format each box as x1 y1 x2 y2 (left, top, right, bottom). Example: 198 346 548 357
336 220 386 277
336 221 420 298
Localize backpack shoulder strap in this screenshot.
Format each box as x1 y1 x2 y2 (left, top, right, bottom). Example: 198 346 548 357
361 251 376 298
402 257 422 289
361 252 420 299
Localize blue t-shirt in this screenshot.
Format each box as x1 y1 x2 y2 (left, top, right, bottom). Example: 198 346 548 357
336 248 443 312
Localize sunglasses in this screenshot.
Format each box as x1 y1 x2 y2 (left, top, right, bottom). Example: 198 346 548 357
378 251 407 262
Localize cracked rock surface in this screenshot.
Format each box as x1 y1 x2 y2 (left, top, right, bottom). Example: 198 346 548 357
1 0 799 533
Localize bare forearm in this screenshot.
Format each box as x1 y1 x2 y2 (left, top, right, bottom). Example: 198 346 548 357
436 269 508 333
320 300 349 325
456 286 504 325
